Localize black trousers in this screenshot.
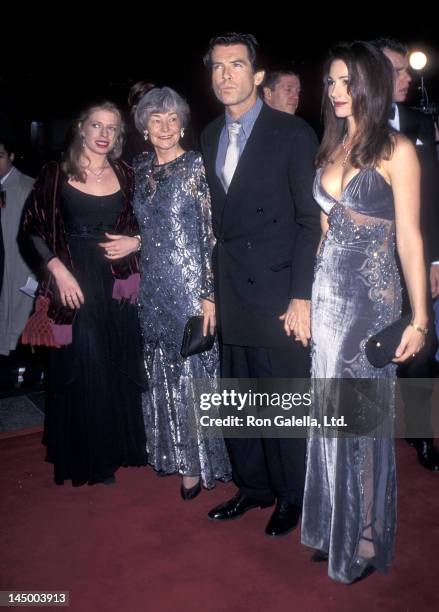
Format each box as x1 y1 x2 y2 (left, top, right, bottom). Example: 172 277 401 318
221 342 309 506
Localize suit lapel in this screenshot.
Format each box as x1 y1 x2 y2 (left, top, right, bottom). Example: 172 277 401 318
205 105 278 236
397 104 418 143
205 118 225 191
4 167 19 192
222 106 277 227
203 117 228 235
228 106 273 193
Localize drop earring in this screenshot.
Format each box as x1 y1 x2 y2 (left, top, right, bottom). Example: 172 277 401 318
144 131 149 141
180 128 185 139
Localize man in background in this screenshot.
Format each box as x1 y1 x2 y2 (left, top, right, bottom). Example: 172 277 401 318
375 37 439 471
263 70 301 115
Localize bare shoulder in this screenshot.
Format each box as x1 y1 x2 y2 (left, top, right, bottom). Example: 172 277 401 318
380 133 418 179
390 132 417 162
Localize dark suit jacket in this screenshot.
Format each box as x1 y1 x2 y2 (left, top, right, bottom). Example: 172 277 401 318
200 104 320 348
398 104 439 263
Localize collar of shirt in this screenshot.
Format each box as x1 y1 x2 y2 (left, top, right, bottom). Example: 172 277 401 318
224 96 263 141
0 167 14 186
216 97 263 184
389 103 400 131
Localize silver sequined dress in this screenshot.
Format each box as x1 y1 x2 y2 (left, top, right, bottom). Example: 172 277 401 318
133 151 231 488
301 167 401 583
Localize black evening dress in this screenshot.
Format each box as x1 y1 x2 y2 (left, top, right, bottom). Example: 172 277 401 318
42 183 147 485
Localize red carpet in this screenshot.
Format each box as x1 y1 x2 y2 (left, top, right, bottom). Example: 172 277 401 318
1 434 439 612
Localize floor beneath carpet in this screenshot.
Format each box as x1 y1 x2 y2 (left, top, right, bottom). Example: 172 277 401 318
1 433 438 612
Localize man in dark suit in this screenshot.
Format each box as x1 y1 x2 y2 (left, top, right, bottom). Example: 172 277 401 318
200 33 320 535
375 38 439 471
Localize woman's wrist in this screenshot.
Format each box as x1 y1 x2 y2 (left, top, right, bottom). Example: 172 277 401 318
410 318 428 335
47 257 63 274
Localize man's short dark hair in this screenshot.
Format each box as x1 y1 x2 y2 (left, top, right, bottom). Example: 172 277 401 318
203 32 261 71
372 37 408 56
263 69 300 91
0 138 14 156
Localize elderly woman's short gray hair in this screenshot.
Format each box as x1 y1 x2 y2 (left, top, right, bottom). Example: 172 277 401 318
135 87 190 132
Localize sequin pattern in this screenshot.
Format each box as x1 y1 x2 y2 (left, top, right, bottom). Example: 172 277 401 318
302 166 401 583
133 151 231 487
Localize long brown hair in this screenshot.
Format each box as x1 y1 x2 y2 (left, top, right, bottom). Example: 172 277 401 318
62 101 125 182
316 41 394 169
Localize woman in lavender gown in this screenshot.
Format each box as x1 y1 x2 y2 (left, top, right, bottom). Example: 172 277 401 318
301 41 428 583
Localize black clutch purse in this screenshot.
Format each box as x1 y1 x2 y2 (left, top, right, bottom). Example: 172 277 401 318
180 315 215 358
365 314 411 368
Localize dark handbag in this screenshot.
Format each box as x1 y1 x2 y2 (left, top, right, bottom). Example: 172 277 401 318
180 315 215 358
365 314 411 368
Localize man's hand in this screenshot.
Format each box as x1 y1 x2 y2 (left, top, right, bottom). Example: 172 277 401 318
279 299 311 347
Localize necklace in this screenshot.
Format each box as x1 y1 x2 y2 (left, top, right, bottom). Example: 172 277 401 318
85 164 109 182
341 134 352 167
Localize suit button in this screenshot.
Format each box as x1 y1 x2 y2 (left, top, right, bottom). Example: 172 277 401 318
220 238 225 244
273 219 277 223
246 241 252 249
256 207 264 213
247 277 255 284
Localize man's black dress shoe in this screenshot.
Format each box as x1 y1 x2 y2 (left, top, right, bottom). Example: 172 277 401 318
208 492 274 521
180 479 202 501
264 501 301 537
406 438 439 471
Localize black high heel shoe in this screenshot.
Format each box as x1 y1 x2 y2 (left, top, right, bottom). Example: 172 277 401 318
350 560 376 583
350 524 376 583
180 479 202 501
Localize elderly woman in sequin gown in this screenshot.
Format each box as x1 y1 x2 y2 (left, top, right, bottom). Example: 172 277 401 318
132 87 231 500
300 42 428 584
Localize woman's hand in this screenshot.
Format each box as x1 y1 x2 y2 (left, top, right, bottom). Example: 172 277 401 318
48 257 84 309
201 299 216 337
99 233 140 260
392 324 427 363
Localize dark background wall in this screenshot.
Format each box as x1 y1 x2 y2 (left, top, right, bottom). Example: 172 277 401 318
1 19 438 175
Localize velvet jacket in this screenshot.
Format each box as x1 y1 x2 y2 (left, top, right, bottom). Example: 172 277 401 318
22 159 139 327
